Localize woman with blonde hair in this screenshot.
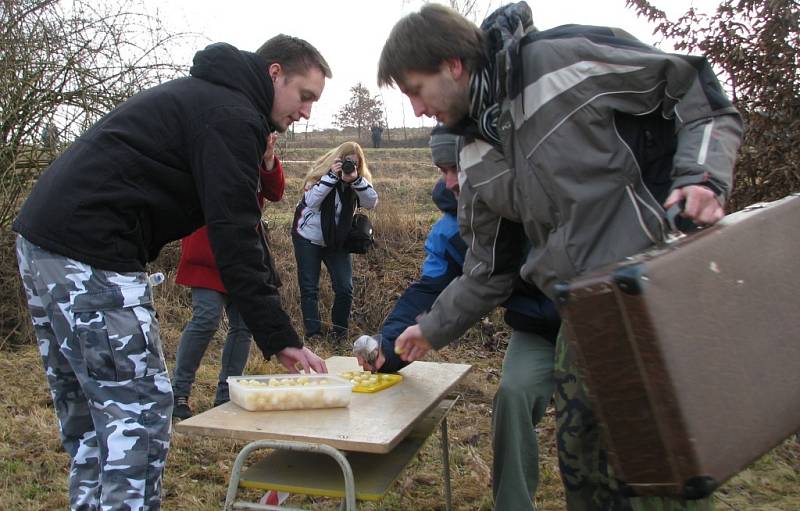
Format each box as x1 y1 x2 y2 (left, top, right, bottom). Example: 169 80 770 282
292 141 378 340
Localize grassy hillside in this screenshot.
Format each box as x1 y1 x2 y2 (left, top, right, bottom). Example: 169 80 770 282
0 147 797 510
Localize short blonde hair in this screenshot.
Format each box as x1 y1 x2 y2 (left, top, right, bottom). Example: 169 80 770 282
303 141 372 188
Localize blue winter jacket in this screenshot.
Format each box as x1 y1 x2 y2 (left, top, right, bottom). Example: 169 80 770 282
379 180 560 373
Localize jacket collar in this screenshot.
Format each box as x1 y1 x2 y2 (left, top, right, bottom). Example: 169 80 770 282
466 2 535 149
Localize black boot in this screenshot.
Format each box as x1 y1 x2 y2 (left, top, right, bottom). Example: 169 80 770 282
172 395 192 420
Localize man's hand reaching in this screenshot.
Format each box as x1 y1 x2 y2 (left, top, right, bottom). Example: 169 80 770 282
276 346 327 374
395 325 433 362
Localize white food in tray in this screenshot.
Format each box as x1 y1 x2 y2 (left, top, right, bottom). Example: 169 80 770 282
228 374 352 411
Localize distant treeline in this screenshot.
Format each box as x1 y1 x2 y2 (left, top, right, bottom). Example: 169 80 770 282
281 126 435 149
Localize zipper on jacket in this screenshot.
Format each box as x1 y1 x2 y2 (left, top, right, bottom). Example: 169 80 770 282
625 185 660 244
613 116 670 241
637 185 669 240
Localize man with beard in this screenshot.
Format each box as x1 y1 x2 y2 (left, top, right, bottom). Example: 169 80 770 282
379 4 742 510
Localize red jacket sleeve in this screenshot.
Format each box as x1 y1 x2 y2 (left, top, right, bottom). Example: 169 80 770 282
174 226 226 293
258 156 285 204
177 158 284 293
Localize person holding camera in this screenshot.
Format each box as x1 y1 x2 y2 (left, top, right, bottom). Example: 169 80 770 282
291 141 378 340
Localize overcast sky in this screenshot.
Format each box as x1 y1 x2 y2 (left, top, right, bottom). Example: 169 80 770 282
155 0 720 130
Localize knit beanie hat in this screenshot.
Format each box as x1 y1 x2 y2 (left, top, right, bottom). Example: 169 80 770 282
429 123 461 167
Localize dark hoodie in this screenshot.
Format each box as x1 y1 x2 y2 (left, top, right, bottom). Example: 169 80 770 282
13 43 302 357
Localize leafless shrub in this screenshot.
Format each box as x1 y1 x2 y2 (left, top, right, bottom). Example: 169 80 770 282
0 0 192 226
627 0 800 210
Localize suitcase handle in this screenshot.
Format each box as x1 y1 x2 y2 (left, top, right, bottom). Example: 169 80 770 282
665 200 685 234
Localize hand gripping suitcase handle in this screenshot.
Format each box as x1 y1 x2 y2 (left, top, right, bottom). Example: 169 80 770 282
665 200 686 235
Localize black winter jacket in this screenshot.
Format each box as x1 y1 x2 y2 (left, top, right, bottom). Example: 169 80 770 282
13 43 301 357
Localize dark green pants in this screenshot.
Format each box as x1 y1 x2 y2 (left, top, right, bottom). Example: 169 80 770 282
554 329 714 511
492 329 555 510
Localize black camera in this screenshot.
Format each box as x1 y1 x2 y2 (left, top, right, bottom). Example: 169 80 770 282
341 159 357 174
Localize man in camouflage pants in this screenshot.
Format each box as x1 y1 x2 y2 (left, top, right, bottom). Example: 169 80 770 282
17 238 171 509
13 35 330 510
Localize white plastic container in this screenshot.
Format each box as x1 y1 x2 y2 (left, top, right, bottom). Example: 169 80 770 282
227 374 352 411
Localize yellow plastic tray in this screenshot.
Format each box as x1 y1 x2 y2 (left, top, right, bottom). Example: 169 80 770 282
339 371 403 393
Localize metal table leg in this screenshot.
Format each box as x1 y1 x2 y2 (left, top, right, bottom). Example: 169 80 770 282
224 439 357 511
441 417 452 511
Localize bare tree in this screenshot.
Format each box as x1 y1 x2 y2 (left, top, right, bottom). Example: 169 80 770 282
0 0 189 227
627 0 800 210
334 82 384 141
449 0 501 23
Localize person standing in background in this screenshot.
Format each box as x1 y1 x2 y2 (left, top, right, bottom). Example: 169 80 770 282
41 122 60 158
370 124 384 148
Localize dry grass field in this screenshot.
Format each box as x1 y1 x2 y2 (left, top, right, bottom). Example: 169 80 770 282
0 147 797 510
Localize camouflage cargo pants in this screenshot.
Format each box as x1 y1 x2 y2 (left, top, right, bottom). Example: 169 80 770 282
554 329 713 511
16 235 172 511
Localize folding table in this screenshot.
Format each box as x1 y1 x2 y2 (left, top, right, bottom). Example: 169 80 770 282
175 356 472 510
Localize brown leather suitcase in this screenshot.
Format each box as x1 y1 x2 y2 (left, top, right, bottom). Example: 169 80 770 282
554 194 800 499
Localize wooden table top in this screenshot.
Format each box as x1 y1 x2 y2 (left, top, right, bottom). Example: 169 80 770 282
174 356 472 454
